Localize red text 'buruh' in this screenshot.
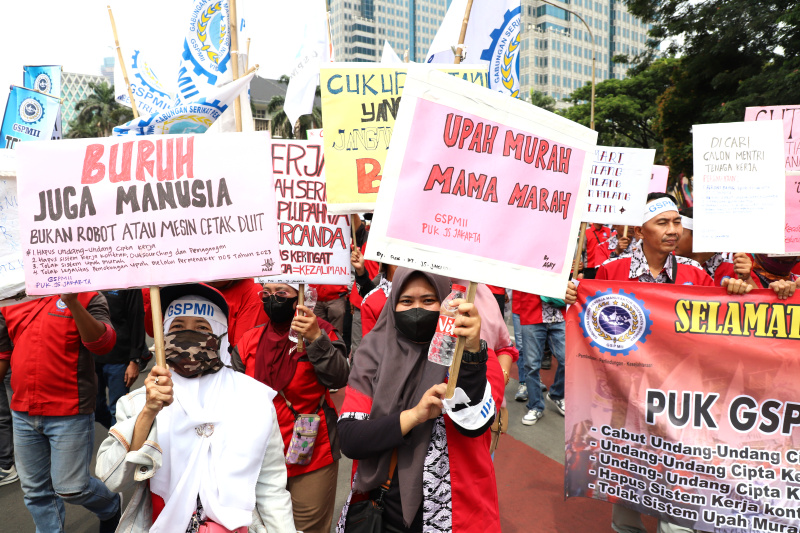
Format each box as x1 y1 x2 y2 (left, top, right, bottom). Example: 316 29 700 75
81 137 195 184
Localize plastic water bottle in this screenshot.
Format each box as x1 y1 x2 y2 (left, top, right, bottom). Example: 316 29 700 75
427 284 466 366
289 286 318 342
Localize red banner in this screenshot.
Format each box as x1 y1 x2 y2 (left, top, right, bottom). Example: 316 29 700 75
566 280 800 532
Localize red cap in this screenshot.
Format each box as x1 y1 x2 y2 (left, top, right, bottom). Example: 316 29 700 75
452 284 467 292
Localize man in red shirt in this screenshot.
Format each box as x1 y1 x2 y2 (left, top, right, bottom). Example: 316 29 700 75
566 193 751 533
583 222 612 279
310 283 348 336
0 292 121 532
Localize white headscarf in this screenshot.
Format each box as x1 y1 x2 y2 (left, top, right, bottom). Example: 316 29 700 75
151 296 276 533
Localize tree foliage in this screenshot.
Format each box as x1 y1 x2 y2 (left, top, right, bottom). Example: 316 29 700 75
266 75 323 139
528 90 556 112
65 81 132 138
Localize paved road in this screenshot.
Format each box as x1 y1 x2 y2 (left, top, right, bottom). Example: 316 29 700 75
0 327 657 532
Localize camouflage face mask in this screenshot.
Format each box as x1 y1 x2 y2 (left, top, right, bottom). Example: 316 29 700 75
164 330 224 378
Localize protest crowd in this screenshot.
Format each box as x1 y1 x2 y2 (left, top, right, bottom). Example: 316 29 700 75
2 1 800 533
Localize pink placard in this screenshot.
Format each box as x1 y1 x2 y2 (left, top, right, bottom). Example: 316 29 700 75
744 106 800 171
649 164 669 194
385 98 586 272
17 133 283 295
786 176 800 253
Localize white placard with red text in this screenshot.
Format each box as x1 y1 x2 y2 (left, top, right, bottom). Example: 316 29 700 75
17 133 283 294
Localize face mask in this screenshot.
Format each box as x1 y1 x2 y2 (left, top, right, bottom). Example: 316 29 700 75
164 330 224 378
394 308 440 343
263 296 298 324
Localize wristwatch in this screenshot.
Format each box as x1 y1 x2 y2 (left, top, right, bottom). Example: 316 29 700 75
462 339 489 364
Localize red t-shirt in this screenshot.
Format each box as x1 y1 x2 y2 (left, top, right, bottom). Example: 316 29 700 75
585 226 612 268
311 284 348 301
511 290 563 325
596 257 715 286
349 242 380 310
361 288 389 337
485 285 506 296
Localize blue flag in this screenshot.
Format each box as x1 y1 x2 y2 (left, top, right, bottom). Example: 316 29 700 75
22 65 62 139
1 86 61 149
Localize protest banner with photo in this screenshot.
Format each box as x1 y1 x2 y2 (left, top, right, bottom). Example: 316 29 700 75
744 105 800 171
692 121 785 253
365 68 597 298
256 140 351 285
566 280 800 533
649 165 669 195
320 64 489 214
17 132 283 295
0 149 27 305
23 65 62 140
581 146 655 226
1 86 61 149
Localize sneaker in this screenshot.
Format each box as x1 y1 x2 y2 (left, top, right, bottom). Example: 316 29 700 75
548 393 565 416
99 494 122 533
514 383 528 402
0 465 18 486
522 409 543 426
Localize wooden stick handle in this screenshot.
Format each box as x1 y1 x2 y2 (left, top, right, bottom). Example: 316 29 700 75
445 281 478 400
229 0 242 132
623 226 628 239
297 284 305 352
149 286 166 368
453 0 475 64
108 5 139 119
351 214 359 248
571 222 587 279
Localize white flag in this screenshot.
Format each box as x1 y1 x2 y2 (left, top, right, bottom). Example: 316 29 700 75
283 0 329 127
381 41 403 64
426 0 521 97
114 49 174 117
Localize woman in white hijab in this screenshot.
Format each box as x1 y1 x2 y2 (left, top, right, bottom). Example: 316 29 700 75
96 283 296 533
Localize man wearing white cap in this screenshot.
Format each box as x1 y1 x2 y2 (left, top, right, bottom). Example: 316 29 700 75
565 192 751 533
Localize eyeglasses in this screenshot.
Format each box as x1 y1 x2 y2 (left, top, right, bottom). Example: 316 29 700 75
259 290 292 303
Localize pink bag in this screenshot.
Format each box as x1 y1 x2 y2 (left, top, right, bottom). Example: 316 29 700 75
197 522 247 533
279 391 326 466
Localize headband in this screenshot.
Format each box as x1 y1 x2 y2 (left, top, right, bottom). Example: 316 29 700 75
643 198 679 224
164 296 227 334
681 216 693 230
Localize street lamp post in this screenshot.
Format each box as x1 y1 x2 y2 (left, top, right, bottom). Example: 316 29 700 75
534 0 596 131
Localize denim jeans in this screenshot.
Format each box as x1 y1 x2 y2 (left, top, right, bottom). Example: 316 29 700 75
95 362 130 429
0 373 13 469
12 410 119 532
512 313 527 385
521 322 566 412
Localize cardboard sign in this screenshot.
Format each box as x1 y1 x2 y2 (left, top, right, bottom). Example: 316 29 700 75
17 133 283 295
744 106 800 171
306 128 323 141
567 280 800 531
581 146 655 225
320 64 488 214
692 121 785 253
257 140 351 285
365 68 597 298
0 149 27 304
649 165 669 194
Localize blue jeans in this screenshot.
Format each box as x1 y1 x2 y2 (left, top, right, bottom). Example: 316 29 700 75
95 363 130 429
0 373 13 469
12 410 119 532
512 313 527 385
521 322 566 412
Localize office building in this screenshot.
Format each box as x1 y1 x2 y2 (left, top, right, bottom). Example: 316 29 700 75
519 0 652 104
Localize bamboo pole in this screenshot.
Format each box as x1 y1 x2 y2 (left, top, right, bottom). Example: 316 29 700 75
623 226 628 239
245 38 251 70
453 0 475 64
445 281 478 400
351 214 359 249
108 6 139 119
572 222 587 279
149 287 167 368
229 0 243 132
297 284 305 352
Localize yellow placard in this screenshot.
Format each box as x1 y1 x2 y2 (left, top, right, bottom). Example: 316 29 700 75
320 64 488 214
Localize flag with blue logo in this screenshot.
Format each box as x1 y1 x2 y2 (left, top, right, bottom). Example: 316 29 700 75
1 86 61 149
426 0 521 98
22 65 62 140
114 50 174 117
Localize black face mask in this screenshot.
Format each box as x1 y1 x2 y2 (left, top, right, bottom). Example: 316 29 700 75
263 296 298 324
394 308 439 343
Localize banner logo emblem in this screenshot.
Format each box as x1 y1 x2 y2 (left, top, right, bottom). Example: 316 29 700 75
19 98 44 124
580 289 652 355
55 298 67 310
34 73 52 94
185 0 230 81
480 7 522 98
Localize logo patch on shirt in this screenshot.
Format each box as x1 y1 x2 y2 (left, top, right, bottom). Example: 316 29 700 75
55 298 68 310
580 289 652 356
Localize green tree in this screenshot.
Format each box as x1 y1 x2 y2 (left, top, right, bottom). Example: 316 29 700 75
65 81 132 138
528 90 556 112
624 0 800 177
266 75 323 139
560 58 676 155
